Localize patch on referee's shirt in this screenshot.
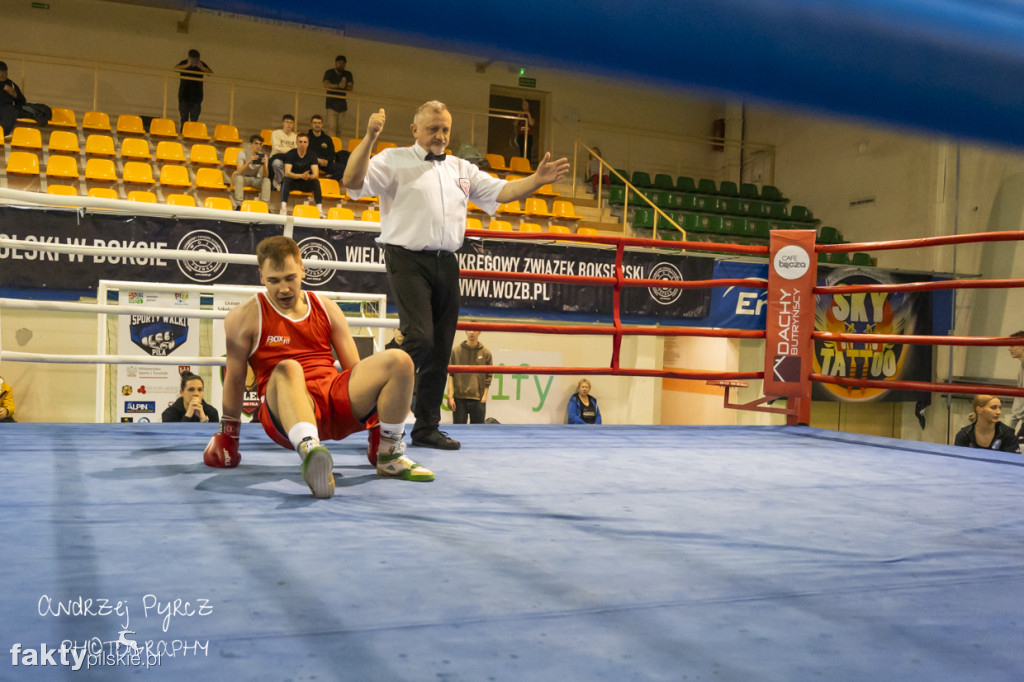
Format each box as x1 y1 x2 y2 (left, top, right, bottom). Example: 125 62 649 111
458 178 470 196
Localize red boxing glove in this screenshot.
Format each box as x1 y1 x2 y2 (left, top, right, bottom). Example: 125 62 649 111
203 418 241 468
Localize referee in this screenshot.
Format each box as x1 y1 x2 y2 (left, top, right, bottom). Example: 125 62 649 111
345 101 569 449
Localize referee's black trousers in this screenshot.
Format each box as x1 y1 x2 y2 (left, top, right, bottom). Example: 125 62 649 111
384 245 460 439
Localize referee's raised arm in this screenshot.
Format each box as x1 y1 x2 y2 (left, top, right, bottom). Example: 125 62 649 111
343 108 385 191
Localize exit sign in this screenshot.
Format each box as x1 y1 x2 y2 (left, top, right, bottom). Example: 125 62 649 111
518 77 536 88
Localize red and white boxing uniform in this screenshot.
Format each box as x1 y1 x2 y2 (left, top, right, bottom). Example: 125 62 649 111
251 290 370 449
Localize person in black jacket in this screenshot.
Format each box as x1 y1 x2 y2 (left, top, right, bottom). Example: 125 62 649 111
953 394 1019 453
162 372 219 423
0 61 27 137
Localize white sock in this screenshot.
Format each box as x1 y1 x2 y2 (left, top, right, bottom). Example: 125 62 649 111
379 421 405 447
288 422 320 455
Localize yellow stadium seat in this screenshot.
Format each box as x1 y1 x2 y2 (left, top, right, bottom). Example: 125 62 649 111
11 127 42 151
466 217 483 231
47 184 78 196
48 107 77 129
6 151 40 177
166 193 197 207
116 115 145 136
181 121 210 142
45 155 79 181
122 161 155 186
223 147 243 168
327 206 355 220
149 118 178 139
240 199 269 213
119 137 152 161
85 134 116 158
155 141 186 164
577 227 600 236
348 137 362 152
189 144 220 167
536 183 560 197
374 141 397 154
489 219 513 231
213 125 243 145
498 201 524 216
82 111 112 133
260 129 274 149
293 204 321 219
85 158 118 184
361 209 381 222
485 153 510 171
552 199 584 221
524 197 554 218
504 174 524 182
203 196 233 211
518 222 543 233
48 130 80 154
158 164 192 189
88 187 119 199
127 190 157 203
331 136 343 153
509 156 532 173
195 168 227 190
319 178 344 200
547 225 572 234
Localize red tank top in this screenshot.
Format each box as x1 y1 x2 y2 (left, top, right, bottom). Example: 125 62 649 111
250 291 337 398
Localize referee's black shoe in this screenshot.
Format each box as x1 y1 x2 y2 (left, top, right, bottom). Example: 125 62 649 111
411 429 461 450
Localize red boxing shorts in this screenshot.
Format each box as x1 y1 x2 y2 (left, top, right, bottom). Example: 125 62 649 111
257 368 371 450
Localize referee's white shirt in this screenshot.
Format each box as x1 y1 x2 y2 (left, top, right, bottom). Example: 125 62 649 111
348 142 506 253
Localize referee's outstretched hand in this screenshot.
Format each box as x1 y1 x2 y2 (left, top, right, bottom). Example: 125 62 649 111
367 108 386 139
535 152 571 185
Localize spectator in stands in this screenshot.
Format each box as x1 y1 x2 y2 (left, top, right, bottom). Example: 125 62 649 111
446 330 493 424
953 394 1019 453
567 378 602 425
280 132 324 217
162 371 219 423
1009 330 1024 443
0 61 26 137
308 114 335 177
588 146 610 193
322 55 354 137
515 98 536 162
232 133 271 208
385 329 405 350
174 49 213 125
0 374 16 422
270 114 297 190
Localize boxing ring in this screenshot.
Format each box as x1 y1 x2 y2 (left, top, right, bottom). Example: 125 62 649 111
2 217 1024 680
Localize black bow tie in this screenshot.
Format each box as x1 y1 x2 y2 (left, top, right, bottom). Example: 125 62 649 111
425 152 446 162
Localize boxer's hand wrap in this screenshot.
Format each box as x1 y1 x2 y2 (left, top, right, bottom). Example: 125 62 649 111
203 417 241 468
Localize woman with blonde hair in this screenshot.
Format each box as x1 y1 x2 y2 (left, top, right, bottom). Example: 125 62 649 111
567 378 602 425
953 394 1019 453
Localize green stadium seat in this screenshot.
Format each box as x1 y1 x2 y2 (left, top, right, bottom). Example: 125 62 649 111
633 208 656 229
790 205 813 221
701 196 723 213
721 198 744 215
740 183 760 199
631 171 653 188
829 252 851 265
608 185 626 205
680 213 703 233
818 226 842 243
749 219 771 238
677 194 699 211
675 176 696 193
725 217 748 235
705 216 726 234
766 203 789 219
745 200 764 217
761 185 783 201
697 178 718 194
611 168 629 185
653 174 675 190
851 252 873 267
719 181 739 196
657 228 683 241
